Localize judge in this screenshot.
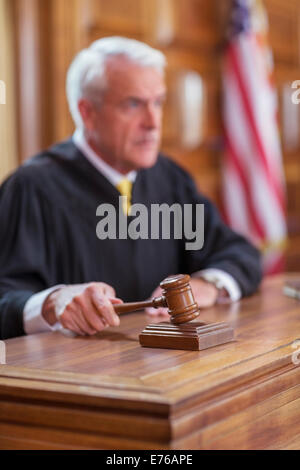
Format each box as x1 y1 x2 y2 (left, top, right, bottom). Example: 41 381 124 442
0 37 262 340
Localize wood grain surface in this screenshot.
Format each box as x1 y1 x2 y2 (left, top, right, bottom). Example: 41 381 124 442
0 274 299 449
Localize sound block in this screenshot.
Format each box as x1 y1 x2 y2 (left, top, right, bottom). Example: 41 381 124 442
139 321 234 351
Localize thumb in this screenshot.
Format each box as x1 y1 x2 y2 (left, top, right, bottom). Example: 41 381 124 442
109 297 124 305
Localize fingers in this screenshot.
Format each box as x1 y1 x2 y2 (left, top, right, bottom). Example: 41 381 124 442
70 300 99 335
109 297 123 305
189 279 219 308
57 282 121 336
145 306 169 317
100 283 116 298
59 305 87 336
91 289 120 327
145 285 169 317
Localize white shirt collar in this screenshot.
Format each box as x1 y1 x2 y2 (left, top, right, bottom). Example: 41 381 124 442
72 128 137 187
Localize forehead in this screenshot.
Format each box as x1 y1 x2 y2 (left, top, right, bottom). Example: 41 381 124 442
103 56 166 99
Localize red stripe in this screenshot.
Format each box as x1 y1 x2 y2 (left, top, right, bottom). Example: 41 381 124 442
227 43 285 215
221 154 250 229
221 194 233 227
224 132 266 240
229 42 285 210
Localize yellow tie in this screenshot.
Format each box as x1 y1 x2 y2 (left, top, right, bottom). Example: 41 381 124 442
116 178 132 215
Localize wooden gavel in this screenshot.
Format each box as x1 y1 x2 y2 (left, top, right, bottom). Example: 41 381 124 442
114 274 200 324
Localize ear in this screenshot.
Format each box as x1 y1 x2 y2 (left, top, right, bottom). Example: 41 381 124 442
78 99 96 130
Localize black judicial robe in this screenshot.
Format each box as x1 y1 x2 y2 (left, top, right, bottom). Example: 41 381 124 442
0 140 262 339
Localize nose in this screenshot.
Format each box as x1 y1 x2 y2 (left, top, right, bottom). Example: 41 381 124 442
143 103 161 130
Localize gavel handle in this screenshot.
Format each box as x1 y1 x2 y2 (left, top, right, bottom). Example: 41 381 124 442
114 296 167 315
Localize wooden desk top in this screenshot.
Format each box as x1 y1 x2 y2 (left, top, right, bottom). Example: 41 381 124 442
0 274 300 449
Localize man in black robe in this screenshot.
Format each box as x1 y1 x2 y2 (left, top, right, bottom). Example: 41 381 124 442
0 37 262 339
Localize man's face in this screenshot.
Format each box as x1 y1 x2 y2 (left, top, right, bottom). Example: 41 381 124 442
81 56 166 174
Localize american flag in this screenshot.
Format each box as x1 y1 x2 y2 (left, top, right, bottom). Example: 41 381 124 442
222 0 287 274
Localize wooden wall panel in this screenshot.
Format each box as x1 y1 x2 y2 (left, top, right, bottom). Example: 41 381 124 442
49 0 83 141
0 0 18 182
13 0 50 162
266 0 300 66
264 0 300 269
84 0 145 36
168 0 221 47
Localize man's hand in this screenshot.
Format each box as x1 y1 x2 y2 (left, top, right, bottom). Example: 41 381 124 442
188 278 219 307
42 282 122 336
145 284 170 318
145 277 220 318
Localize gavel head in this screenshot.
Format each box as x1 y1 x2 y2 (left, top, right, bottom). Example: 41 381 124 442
159 274 200 324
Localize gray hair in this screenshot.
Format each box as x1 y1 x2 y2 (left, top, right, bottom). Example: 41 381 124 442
66 36 167 129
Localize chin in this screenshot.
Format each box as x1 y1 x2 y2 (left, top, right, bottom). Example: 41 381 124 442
132 150 159 170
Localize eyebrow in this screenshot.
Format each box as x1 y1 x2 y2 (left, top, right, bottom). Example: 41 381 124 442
123 93 167 103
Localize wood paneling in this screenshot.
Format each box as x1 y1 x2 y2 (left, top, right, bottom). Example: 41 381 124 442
0 0 18 182
13 0 52 162
85 0 145 36
266 0 300 66
12 0 300 269
265 0 300 269
49 0 82 141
